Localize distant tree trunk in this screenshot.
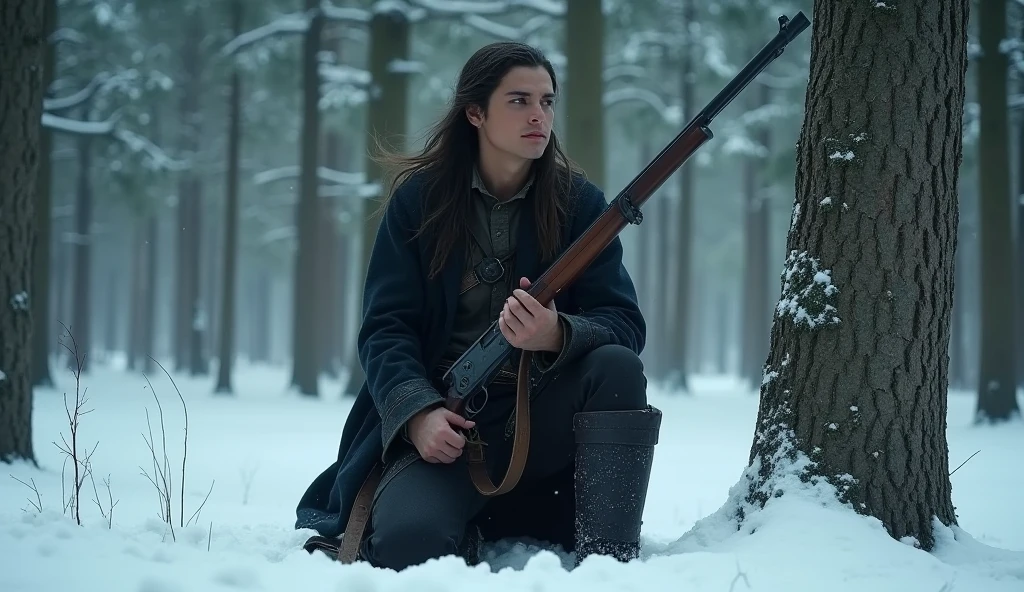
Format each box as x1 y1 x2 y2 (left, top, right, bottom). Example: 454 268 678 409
250 269 271 364
975 0 1018 421
742 83 772 389
141 212 158 374
319 131 341 378
0 0 44 464
104 269 118 359
746 0 966 551
127 223 143 371
31 0 56 388
71 116 94 372
291 0 324 396
187 178 207 375
668 0 696 392
216 0 243 395
347 8 411 396
565 0 604 188
176 8 206 375
717 286 728 374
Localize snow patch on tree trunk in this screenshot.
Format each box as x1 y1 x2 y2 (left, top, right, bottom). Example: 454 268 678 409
774 251 840 329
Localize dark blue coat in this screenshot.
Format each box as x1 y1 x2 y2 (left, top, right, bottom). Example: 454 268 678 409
294 171 646 537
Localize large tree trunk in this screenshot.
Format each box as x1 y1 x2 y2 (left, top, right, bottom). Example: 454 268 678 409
346 8 411 396
216 0 244 395
0 0 44 464
975 0 1018 421
1017 12 1024 393
31 0 56 388
565 0 605 188
290 0 324 396
746 1 966 551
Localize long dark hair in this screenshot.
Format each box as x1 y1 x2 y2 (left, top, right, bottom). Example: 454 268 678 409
376 41 582 278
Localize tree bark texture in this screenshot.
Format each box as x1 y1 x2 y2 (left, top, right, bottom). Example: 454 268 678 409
746 0 967 551
0 0 45 464
975 0 1018 421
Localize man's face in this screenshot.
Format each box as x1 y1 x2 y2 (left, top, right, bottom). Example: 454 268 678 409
468 65 555 163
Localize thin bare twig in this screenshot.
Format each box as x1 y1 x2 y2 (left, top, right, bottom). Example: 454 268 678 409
140 373 175 541
186 480 215 528
950 450 980 476
54 322 93 526
10 475 43 513
151 358 188 529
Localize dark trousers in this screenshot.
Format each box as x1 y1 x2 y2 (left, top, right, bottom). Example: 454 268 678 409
360 343 648 571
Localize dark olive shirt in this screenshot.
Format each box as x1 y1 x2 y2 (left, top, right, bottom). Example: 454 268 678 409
442 167 534 362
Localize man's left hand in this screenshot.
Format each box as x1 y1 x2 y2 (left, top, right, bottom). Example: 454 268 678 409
499 277 563 353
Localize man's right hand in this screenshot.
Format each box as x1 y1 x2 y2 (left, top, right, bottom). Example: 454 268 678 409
407 406 477 464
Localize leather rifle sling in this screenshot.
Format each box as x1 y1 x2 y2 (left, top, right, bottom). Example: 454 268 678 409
464 349 532 496
336 462 382 563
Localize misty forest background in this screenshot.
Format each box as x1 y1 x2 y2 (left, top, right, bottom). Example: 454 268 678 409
21 0 1024 414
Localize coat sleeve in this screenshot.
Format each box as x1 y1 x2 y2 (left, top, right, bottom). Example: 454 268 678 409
534 184 646 373
357 187 443 458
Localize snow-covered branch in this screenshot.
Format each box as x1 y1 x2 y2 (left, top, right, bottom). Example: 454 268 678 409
221 3 374 57
407 0 564 17
252 165 366 186
461 13 550 40
603 87 682 125
50 27 86 45
319 182 382 200
43 70 139 112
622 30 682 61
42 112 116 136
321 4 371 23
220 12 310 57
319 63 371 86
388 59 426 73
604 63 647 84
41 113 187 171
111 128 189 172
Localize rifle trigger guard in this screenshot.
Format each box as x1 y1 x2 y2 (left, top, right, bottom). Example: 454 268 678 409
465 385 489 418
616 193 643 225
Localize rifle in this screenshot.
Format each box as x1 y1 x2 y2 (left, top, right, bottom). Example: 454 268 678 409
443 12 811 497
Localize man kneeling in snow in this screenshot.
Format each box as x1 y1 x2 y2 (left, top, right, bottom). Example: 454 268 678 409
295 40 662 571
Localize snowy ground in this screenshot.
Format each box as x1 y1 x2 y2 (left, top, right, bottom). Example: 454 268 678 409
2 358 1022 591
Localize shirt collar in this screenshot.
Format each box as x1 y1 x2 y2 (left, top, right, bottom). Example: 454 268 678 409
472 165 534 202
